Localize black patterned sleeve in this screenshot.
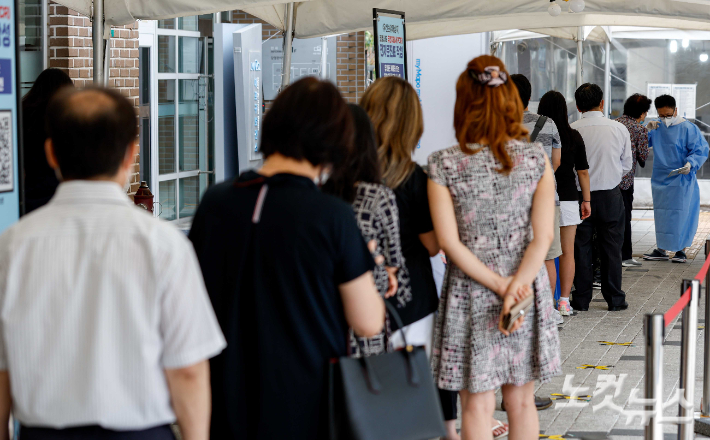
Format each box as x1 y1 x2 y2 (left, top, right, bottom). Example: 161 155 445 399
377 187 404 268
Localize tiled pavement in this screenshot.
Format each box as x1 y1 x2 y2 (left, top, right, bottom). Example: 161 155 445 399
482 209 710 439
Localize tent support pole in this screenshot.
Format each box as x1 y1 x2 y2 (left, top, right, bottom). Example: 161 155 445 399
604 37 611 116
320 36 328 79
576 27 584 89
92 0 104 85
103 35 111 86
42 0 48 69
281 2 295 91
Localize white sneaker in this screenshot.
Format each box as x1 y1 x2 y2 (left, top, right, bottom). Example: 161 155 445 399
557 300 573 316
622 259 642 267
552 308 564 325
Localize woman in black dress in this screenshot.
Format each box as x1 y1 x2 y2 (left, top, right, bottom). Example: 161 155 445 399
189 77 385 440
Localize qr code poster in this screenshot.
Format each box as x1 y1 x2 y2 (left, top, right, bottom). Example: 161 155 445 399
0 111 13 193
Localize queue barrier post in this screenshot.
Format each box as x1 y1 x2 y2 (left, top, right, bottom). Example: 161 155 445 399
703 239 710 417
645 313 665 440
679 279 700 440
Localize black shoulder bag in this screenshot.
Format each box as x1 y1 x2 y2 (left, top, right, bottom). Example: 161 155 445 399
329 302 446 440
530 115 548 143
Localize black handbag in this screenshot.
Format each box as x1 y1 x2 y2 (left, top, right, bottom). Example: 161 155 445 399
329 301 446 440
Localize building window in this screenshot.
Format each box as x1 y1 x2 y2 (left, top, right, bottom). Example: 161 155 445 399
152 16 214 225
19 0 47 95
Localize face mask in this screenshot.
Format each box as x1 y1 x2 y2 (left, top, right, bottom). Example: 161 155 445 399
663 116 678 128
314 166 331 187
315 171 330 187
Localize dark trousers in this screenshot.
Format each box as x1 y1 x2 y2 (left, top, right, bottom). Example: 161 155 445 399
19 425 175 440
621 185 634 261
573 187 626 309
439 388 458 421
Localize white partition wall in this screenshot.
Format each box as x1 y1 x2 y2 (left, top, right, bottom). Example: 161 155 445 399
214 23 245 182
407 33 488 166
233 24 264 174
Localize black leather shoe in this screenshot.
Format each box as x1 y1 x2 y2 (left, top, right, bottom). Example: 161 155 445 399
501 395 553 411
570 302 588 312
608 302 629 312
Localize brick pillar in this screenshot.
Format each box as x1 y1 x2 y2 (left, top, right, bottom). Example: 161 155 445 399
48 2 141 194
336 32 366 104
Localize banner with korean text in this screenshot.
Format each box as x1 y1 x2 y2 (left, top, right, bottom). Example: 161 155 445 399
0 0 19 234
373 9 406 80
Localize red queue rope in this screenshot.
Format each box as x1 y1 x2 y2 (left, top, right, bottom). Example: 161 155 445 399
664 288 692 328
663 255 710 328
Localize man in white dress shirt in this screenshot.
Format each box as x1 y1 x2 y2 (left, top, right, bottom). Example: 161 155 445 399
0 88 226 440
570 83 633 312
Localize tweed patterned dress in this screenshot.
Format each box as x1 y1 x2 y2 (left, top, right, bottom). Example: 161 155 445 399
428 141 562 393
349 182 411 357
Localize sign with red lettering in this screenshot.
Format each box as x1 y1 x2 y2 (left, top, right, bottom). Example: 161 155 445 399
373 9 407 79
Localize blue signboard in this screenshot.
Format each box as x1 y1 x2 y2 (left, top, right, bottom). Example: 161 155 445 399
373 9 406 79
0 0 19 234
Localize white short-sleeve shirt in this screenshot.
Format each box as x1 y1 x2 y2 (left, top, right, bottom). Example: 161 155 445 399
0 181 226 430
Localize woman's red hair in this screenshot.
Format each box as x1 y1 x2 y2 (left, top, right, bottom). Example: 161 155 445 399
454 55 528 174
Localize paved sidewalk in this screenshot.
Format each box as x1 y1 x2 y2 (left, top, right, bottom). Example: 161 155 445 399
631 210 710 259
485 209 710 439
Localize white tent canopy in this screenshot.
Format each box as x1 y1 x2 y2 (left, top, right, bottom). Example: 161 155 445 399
51 0 307 26
240 0 710 40
493 26 610 43
51 0 710 38
493 26 710 43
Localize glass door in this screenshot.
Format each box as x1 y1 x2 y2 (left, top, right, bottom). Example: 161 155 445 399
155 17 213 224
19 0 47 96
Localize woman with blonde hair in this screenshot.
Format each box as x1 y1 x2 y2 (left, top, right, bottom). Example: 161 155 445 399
428 55 562 439
361 77 507 440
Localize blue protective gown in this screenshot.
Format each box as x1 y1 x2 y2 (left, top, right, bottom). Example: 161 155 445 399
649 119 709 252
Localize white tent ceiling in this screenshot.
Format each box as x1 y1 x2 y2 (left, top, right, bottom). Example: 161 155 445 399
240 0 710 40
51 0 307 26
52 0 710 41
493 26 710 43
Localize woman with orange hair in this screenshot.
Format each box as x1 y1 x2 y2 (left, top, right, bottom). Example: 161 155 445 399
362 76 508 440
428 55 562 439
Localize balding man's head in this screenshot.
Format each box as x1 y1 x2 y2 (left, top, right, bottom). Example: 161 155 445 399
46 87 137 180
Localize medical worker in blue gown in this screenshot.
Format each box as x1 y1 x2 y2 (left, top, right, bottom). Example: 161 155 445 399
643 94 709 263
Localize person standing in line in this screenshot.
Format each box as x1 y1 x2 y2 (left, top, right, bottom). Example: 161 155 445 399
361 77 506 440
21 69 73 214
570 83 632 312
322 103 412 357
537 90 591 317
0 87 226 440
616 94 651 267
642 94 709 264
188 77 385 440
429 55 561 440
511 74 564 326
